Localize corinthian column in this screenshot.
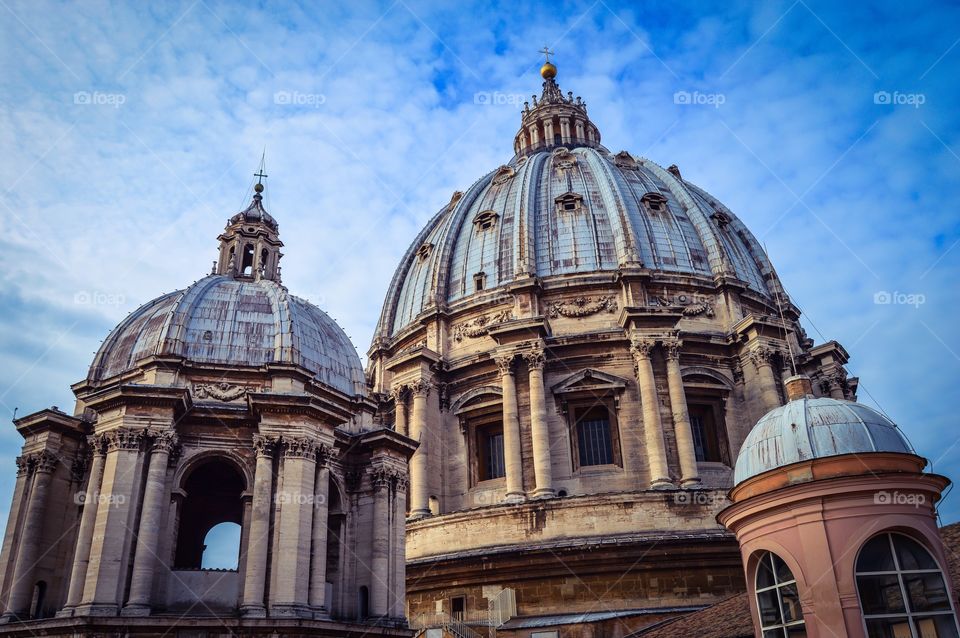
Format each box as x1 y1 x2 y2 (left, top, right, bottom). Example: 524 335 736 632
495 353 525 502
750 347 783 413
58 437 104 615
408 379 432 518
369 467 390 617
241 434 278 617
664 340 701 488
524 348 554 498
308 447 331 616
4 452 57 618
272 437 317 616
123 431 177 615
391 386 408 436
0 457 35 611
391 471 408 619
630 338 673 489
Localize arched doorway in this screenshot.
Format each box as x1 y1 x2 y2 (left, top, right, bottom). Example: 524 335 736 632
174 459 245 569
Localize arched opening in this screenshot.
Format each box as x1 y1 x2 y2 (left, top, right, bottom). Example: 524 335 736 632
29 581 46 619
259 247 269 275
175 459 245 569
201 522 241 570
755 551 805 636
240 243 255 276
358 586 369 619
856 532 959 637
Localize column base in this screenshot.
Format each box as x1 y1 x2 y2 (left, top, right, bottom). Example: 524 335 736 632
54 608 76 618
72 603 120 617
270 603 315 618
680 477 702 488
407 509 432 520
312 606 330 620
503 492 527 504
531 488 555 499
120 604 152 617
650 479 675 490
239 604 267 618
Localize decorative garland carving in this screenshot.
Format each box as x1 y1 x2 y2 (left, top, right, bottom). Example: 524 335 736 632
650 294 715 318
193 382 253 402
452 309 513 341
548 295 618 318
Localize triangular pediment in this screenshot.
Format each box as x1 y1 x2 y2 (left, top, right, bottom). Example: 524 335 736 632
551 368 628 395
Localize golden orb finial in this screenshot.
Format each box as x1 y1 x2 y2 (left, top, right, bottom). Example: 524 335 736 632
538 45 556 79
254 182 264 193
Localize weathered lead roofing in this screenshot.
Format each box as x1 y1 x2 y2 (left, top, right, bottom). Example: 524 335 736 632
376 147 777 339
88 275 365 396
733 397 915 484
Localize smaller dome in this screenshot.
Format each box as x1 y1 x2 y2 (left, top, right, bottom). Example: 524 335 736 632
734 397 914 484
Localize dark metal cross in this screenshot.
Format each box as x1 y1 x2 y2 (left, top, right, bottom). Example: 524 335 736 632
539 46 554 63
254 168 268 184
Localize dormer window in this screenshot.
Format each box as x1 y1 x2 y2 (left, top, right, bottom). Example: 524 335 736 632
711 210 731 228
473 210 499 231
555 192 584 215
417 243 434 261
641 192 668 213
491 165 515 186
614 151 638 170
473 272 487 292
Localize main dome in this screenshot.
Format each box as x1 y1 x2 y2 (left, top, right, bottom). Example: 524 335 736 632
376 73 777 340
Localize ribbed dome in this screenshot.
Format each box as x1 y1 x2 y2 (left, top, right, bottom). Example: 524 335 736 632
376 147 778 339
734 397 914 484
89 275 365 396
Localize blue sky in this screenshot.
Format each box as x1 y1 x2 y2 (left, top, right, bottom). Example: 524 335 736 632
1 0 959 537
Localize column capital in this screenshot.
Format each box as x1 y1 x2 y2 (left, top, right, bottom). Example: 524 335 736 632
629 336 657 360
34 451 59 474
494 352 516 375
663 338 682 361
15 455 30 477
523 347 546 370
87 433 108 456
748 345 777 368
149 430 179 453
282 437 318 459
370 467 391 492
316 442 333 467
409 377 432 398
252 433 280 458
104 427 145 452
390 384 408 403
391 468 409 492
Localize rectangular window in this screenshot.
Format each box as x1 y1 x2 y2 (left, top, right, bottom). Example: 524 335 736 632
689 404 722 462
575 406 613 466
478 425 505 481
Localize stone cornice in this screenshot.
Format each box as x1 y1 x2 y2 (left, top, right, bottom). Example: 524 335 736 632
13 408 87 438
79 384 190 414
246 391 352 423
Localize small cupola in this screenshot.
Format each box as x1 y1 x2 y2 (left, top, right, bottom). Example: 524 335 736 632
214 166 283 282
514 48 603 157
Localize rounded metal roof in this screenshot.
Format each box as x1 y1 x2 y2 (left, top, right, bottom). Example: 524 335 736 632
733 397 914 484
88 275 365 396
375 147 777 339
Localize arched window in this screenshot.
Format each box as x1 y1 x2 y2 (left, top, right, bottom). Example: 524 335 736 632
240 243 254 276
755 551 805 636
174 459 245 569
856 533 959 637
